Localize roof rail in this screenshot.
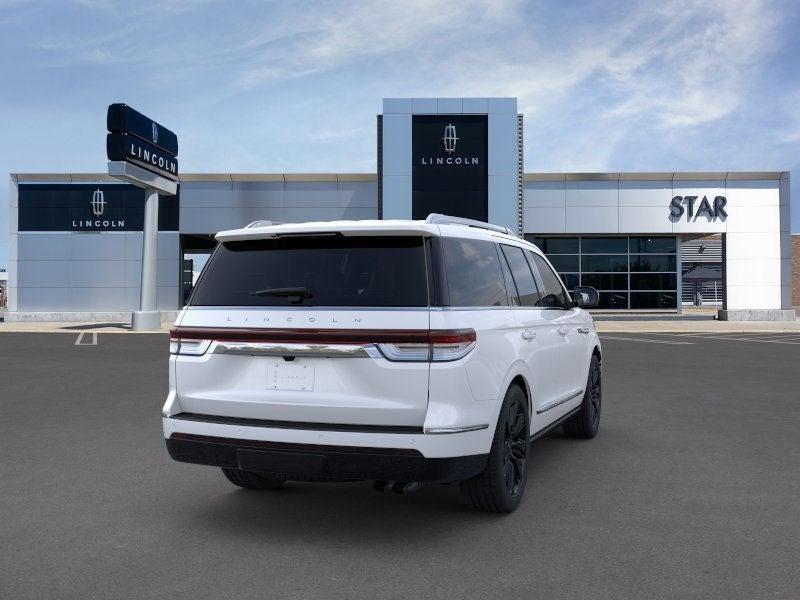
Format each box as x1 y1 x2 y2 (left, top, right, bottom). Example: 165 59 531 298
425 213 513 236
244 220 277 228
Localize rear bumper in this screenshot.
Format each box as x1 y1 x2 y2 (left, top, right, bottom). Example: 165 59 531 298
166 433 488 483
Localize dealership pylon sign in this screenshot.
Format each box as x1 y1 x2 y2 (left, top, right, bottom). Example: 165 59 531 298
106 103 178 196
106 103 179 330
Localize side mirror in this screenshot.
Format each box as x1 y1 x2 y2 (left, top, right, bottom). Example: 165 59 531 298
572 286 599 309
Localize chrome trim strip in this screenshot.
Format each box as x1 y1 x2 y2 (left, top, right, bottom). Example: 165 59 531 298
536 390 584 414
213 342 377 358
423 424 490 434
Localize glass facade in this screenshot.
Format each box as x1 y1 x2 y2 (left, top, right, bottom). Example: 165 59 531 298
526 235 679 309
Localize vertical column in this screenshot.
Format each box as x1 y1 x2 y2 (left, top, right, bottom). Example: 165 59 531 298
132 187 160 330
676 235 682 315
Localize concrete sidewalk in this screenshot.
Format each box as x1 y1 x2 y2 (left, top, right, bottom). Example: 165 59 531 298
1 318 799 334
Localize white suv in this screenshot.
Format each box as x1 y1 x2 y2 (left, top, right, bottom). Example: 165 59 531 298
163 214 601 512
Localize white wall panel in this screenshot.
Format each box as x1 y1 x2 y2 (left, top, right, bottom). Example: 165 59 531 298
8 233 17 261
229 182 284 207
70 233 125 261
180 207 241 234
381 176 412 219
487 98 517 113
725 232 782 259
488 114 518 177
565 206 618 233
179 181 234 207
16 287 70 311
437 98 462 113
383 98 412 113
123 260 141 288
284 182 340 206
157 286 180 310
619 206 672 233
381 114 411 178
525 182 565 208
724 180 780 206
337 181 379 209
619 180 671 207
726 284 782 310
566 181 618 207
70 260 129 287
488 176 518 233
462 98 489 113
725 205 780 233
412 98 437 114
526 206 566 233
69 287 137 311
17 261 71 287
158 232 179 260
725 258 781 286
125 233 143 260
17 234 71 261
157 260 179 287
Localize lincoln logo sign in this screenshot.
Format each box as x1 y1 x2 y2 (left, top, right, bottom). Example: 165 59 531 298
91 189 106 217
420 123 480 166
442 123 458 153
670 195 728 221
152 122 158 144
73 190 125 229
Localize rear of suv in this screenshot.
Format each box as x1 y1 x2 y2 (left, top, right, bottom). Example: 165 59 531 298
164 214 601 512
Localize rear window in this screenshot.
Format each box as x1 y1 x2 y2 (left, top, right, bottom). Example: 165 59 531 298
190 236 428 307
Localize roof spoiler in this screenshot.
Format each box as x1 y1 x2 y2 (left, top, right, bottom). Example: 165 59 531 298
425 213 513 236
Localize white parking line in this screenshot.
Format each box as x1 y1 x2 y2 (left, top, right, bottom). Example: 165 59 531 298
600 336 694 345
645 332 800 345
74 332 98 346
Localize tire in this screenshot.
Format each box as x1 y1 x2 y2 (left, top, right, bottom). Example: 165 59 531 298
221 467 286 490
459 384 530 513
563 354 601 439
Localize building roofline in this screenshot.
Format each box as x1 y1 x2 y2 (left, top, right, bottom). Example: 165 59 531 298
11 171 789 184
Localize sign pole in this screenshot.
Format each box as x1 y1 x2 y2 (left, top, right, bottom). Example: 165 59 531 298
131 187 161 331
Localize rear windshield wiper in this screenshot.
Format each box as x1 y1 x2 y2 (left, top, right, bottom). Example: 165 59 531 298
250 287 313 303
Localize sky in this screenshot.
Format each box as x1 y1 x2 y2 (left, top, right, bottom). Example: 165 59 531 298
2 0 799 267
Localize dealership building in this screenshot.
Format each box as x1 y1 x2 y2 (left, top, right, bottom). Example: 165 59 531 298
5 97 795 321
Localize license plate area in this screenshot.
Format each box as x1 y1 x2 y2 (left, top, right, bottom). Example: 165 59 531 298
267 362 315 391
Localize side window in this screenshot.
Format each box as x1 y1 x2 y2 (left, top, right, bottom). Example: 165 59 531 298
500 245 542 307
441 237 508 307
528 252 571 309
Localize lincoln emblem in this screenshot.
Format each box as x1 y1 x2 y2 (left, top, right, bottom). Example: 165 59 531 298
91 189 106 217
442 123 458 153
152 122 158 144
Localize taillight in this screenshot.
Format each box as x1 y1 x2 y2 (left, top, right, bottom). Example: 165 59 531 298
168 327 476 362
169 337 211 356
378 329 476 362
429 329 476 361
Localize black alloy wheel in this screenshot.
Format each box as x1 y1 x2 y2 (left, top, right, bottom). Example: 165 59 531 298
459 384 530 513
502 395 528 496
563 354 602 439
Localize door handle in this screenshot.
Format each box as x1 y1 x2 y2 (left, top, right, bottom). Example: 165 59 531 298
557 326 569 336
576 326 591 334
521 329 536 340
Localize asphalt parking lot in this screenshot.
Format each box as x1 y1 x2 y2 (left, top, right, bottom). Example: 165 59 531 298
1 332 799 599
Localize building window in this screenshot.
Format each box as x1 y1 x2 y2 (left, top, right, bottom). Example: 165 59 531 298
525 235 678 310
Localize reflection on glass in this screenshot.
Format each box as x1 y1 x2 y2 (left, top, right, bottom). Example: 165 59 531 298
629 237 676 253
630 254 677 272
547 254 579 271
581 237 628 253
630 273 677 290
582 255 628 272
